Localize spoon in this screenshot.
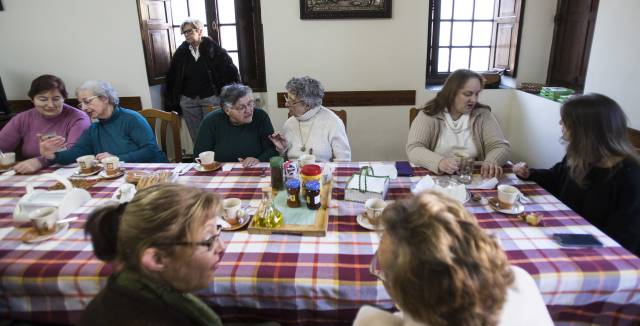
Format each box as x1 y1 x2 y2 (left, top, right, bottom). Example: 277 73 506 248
56 217 78 224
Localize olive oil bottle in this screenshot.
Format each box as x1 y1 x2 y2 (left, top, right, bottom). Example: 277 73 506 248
255 187 283 228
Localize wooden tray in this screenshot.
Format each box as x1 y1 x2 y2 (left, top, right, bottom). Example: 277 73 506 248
247 179 332 237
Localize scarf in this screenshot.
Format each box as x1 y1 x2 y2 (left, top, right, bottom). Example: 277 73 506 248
114 269 222 326
443 109 470 134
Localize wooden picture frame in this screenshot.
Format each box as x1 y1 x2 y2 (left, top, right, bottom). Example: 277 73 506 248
300 0 392 19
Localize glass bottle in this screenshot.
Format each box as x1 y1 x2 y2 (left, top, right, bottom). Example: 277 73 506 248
256 187 283 228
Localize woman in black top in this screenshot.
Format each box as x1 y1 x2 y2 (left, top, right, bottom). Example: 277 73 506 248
514 93 640 256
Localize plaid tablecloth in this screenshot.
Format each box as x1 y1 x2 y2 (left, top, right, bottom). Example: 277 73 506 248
0 162 639 325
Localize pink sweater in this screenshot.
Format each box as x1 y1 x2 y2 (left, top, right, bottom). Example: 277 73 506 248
0 104 91 159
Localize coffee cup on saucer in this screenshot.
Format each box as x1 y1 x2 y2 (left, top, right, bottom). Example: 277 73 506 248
77 155 98 174
223 198 242 225
101 157 121 176
497 185 520 209
196 151 216 170
299 154 316 167
364 198 387 226
29 207 58 235
0 152 16 169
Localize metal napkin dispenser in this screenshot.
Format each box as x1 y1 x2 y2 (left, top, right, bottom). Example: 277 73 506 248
13 173 91 223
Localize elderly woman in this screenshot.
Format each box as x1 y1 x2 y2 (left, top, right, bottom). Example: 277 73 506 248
194 83 278 166
0 75 90 173
268 76 351 162
80 184 225 325
165 18 240 142
354 191 552 326
20 80 168 171
514 94 640 255
407 69 510 178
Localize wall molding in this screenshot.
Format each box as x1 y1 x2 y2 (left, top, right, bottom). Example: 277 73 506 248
276 90 415 108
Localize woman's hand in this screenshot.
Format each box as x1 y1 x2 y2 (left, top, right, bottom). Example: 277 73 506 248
13 158 43 174
480 162 504 179
268 133 288 154
39 136 66 159
438 158 459 174
238 157 259 167
96 152 115 161
512 162 530 179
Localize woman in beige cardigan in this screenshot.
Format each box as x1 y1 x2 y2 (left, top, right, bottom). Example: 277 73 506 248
406 69 510 178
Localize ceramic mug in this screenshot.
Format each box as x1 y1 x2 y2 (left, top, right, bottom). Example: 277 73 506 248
497 184 520 209
364 198 387 226
0 152 16 169
77 155 98 173
101 157 120 175
299 154 316 167
29 207 58 235
223 198 242 225
196 151 216 169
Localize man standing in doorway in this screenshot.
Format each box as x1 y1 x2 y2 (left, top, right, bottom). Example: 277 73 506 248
164 18 241 142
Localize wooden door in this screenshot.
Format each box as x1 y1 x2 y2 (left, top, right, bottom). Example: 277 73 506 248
547 0 599 91
138 0 176 86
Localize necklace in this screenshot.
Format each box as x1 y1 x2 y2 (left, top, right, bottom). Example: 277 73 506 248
298 118 316 152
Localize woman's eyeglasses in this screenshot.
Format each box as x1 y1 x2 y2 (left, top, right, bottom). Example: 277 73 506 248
232 100 256 112
369 252 386 282
153 225 222 251
283 94 303 107
78 96 99 108
181 28 197 35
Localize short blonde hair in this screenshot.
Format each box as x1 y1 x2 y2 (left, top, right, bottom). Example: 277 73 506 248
379 191 514 326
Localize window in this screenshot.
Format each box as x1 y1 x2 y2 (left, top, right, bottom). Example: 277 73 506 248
138 0 266 91
426 0 524 85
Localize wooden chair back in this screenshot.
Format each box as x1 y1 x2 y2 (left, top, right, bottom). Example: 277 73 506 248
409 107 419 126
140 108 182 163
288 109 347 129
206 105 221 115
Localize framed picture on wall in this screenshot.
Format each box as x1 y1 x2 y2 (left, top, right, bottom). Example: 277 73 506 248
300 0 392 19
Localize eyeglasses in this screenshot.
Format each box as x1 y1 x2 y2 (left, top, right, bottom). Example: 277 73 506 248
181 28 197 35
232 100 255 112
153 225 223 252
284 94 303 107
369 252 386 282
78 96 99 108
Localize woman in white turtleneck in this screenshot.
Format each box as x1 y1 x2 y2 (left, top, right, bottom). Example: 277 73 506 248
269 76 351 162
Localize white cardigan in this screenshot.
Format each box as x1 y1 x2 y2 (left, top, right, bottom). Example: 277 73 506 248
281 106 351 162
353 266 553 326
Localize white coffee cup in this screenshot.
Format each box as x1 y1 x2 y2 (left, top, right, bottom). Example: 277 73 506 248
29 207 58 234
196 151 215 167
299 154 316 167
0 152 16 167
77 155 98 172
365 198 387 226
497 184 520 209
101 156 120 175
223 198 242 225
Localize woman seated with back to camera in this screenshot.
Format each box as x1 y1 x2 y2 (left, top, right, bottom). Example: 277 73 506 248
193 83 278 167
354 191 553 326
0 75 90 173
407 69 510 178
513 94 640 255
80 184 226 325
268 76 351 162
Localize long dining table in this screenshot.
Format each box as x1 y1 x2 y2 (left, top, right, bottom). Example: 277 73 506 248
0 162 639 325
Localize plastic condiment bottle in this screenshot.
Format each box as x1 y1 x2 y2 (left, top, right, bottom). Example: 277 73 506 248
300 164 322 196
270 156 285 191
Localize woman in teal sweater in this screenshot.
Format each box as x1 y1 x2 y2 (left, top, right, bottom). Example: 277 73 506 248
36 80 167 167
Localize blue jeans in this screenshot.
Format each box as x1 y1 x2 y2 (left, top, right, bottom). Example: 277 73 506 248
180 95 220 142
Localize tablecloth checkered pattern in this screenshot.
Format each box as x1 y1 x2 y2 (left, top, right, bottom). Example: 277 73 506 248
0 162 639 325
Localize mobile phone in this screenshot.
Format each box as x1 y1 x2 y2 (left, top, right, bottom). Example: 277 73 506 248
395 161 414 177
553 233 603 248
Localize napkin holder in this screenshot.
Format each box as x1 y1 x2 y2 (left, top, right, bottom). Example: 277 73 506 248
13 173 91 223
344 166 390 203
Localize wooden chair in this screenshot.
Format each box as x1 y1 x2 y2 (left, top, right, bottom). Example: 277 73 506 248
288 109 347 129
140 108 182 163
205 105 221 115
409 107 419 126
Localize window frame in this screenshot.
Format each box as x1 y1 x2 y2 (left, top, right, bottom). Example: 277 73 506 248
426 0 525 85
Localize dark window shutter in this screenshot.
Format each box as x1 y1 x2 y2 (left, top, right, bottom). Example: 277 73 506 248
235 0 267 91
138 0 176 86
490 0 524 76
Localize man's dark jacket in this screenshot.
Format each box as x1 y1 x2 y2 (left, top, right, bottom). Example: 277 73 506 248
164 36 240 114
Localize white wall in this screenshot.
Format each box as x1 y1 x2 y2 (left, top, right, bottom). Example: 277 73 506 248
584 0 640 129
0 0 152 107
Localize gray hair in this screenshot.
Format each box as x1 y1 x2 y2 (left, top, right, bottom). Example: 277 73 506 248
180 18 204 32
77 80 119 106
285 76 324 108
220 83 253 109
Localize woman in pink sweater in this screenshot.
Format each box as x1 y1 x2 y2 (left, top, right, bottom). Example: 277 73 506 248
0 75 90 173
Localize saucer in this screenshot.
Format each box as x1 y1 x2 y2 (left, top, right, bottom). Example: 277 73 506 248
222 210 250 231
99 169 125 179
73 166 102 177
356 214 380 231
0 165 15 173
195 162 222 172
488 197 525 215
20 222 70 243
